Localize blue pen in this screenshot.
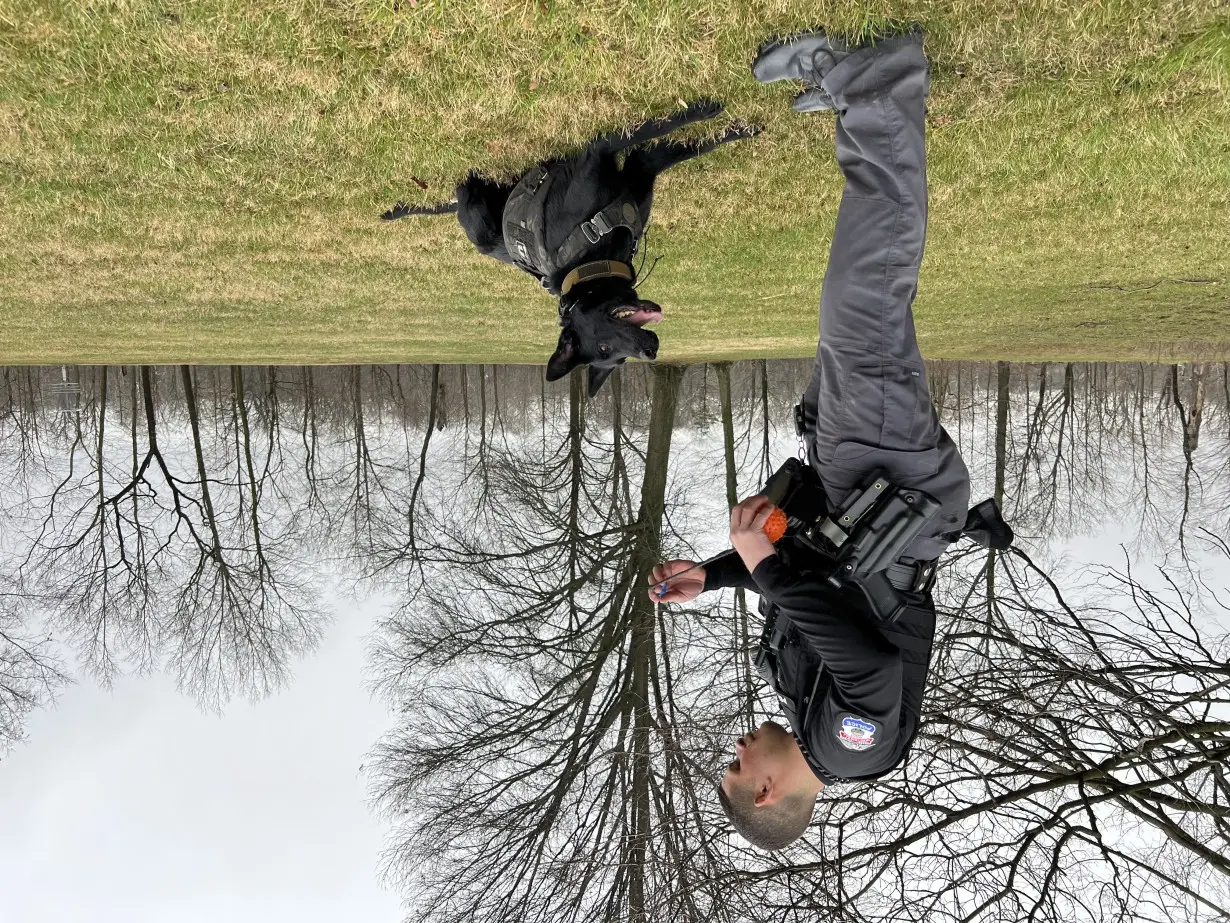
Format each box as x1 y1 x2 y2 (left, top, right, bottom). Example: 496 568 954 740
652 552 727 600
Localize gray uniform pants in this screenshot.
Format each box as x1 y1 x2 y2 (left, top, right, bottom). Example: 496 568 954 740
802 33 970 562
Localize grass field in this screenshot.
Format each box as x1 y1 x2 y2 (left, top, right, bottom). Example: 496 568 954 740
1 1 1228 365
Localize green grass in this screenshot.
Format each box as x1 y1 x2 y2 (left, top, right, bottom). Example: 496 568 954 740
1 1 1227 364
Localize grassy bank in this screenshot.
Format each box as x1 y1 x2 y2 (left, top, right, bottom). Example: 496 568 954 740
1 1 1227 364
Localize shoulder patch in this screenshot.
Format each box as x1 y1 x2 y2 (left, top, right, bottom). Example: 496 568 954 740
837 716 877 751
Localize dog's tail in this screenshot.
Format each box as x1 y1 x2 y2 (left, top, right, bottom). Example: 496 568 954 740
381 199 460 221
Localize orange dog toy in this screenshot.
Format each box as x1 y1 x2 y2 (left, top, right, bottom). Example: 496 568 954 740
762 506 788 543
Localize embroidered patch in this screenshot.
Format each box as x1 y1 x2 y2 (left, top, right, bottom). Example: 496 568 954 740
838 716 877 751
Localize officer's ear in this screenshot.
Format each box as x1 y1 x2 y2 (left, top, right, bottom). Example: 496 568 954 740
546 330 581 382
754 781 773 807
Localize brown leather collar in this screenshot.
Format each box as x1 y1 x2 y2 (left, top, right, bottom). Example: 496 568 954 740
559 260 634 297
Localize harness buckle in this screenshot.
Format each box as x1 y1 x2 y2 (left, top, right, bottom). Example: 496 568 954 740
581 212 614 244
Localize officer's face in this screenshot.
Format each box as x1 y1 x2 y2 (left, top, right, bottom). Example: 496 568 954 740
721 720 796 801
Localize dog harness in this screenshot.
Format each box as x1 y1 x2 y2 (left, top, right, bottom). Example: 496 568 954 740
502 165 645 294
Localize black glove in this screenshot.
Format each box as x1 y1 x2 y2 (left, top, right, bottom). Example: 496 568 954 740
962 498 1014 550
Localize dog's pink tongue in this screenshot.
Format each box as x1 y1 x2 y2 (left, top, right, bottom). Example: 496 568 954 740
627 309 664 327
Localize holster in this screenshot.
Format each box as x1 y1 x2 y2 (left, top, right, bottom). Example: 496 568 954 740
758 449 1016 622
760 461 942 623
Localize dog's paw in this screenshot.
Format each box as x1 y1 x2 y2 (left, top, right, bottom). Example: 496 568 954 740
683 99 723 120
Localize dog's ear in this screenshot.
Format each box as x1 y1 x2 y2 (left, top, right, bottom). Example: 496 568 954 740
546 330 581 382
587 364 616 398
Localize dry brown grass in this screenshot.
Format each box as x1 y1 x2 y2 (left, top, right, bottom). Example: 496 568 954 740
0 2 1227 364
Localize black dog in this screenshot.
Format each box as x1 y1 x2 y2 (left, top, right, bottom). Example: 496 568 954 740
382 101 755 396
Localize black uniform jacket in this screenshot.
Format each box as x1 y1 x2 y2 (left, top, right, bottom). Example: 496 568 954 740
705 542 936 783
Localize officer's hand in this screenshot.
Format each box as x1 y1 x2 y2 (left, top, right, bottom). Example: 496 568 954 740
730 495 777 574
648 560 705 603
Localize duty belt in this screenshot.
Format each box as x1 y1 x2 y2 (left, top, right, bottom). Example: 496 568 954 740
885 559 938 594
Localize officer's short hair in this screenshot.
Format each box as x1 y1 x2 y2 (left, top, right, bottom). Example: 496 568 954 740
717 779 814 850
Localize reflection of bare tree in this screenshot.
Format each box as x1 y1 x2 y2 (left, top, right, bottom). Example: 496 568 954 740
402 364 442 571
985 360 1010 606
16 365 324 709
1170 363 1206 562
3 357 1230 914
728 542 1230 923
714 362 756 728
369 365 755 923
929 361 1230 568
1009 362 1094 539
0 588 67 753
362 359 1230 923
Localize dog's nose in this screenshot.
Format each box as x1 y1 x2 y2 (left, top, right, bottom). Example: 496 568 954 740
643 346 658 360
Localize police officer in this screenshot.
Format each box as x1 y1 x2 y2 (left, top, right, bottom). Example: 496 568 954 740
649 28 982 851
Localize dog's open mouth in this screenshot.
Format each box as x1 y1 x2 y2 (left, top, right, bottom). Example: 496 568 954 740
613 308 664 327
